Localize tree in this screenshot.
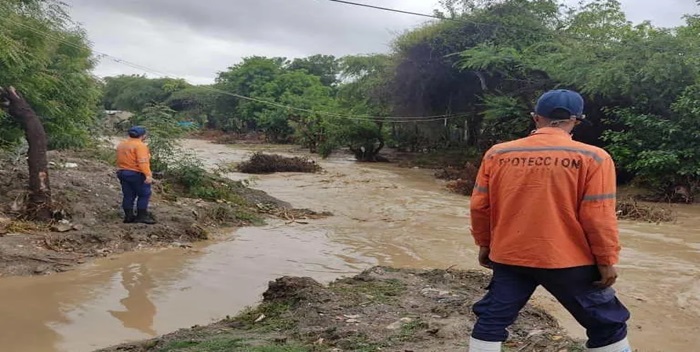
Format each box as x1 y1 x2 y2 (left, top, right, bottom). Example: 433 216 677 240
212 56 340 148
257 71 338 147
102 75 190 113
0 0 101 149
388 0 559 150
327 54 393 161
213 56 287 132
165 85 217 126
1 87 52 220
449 0 700 198
288 55 340 87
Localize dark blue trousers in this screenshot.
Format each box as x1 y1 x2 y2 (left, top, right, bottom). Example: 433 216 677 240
117 170 151 211
472 262 630 348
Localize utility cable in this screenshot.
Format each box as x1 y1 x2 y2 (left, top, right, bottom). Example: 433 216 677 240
324 0 692 50
327 0 460 22
1 16 465 123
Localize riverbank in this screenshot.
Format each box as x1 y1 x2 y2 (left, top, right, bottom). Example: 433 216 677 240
0 149 318 277
100 266 582 352
180 139 700 351
0 139 697 352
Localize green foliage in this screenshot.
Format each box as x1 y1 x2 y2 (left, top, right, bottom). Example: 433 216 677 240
323 54 393 158
166 85 217 126
534 11 697 115
436 0 700 194
387 0 558 150
288 54 339 87
330 278 406 303
398 319 429 342
212 56 287 132
213 57 339 148
102 75 190 112
88 0 700 194
0 0 101 149
258 70 337 147
128 104 185 172
98 53 389 160
232 301 296 332
125 104 251 205
602 84 700 193
162 152 251 204
478 94 532 147
163 154 255 207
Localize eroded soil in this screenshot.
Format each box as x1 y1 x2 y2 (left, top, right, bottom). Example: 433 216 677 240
100 266 582 352
0 150 299 277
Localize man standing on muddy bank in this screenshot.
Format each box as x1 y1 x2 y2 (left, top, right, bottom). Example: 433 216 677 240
468 90 631 352
116 126 156 225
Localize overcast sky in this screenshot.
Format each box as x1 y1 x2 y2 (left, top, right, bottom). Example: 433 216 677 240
63 0 698 85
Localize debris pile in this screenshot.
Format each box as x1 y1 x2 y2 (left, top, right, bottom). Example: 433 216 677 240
436 162 479 195
616 198 676 223
237 153 322 174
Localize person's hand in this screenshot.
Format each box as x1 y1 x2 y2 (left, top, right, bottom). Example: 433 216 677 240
145 176 154 185
594 265 618 288
478 246 493 269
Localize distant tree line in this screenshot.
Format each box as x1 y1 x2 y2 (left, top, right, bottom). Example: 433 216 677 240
2 0 700 199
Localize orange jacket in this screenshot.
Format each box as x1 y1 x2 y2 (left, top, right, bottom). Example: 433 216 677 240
116 138 152 177
470 127 620 269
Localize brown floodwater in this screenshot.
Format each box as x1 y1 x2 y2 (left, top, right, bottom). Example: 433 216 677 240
0 139 697 352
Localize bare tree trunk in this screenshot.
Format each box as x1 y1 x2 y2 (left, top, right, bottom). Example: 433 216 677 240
1 87 52 220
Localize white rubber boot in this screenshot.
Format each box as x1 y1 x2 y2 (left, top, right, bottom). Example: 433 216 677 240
468 337 502 352
587 338 632 352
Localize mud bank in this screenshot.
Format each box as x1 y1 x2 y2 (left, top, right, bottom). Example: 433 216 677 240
100 266 581 352
0 150 300 277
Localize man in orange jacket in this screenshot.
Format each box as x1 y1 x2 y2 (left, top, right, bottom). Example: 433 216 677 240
468 90 631 352
116 126 156 225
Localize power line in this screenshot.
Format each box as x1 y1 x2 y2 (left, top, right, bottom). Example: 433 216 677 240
327 0 458 22
325 0 694 51
3 2 692 124
9 1 690 64
325 0 516 29
1 16 464 123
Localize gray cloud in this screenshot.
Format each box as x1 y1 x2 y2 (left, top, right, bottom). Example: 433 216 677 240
620 0 697 26
63 0 698 84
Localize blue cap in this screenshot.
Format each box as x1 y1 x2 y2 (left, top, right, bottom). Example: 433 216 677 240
128 126 147 138
535 89 585 121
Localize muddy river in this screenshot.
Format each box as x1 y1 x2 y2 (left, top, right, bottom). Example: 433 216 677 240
0 139 697 352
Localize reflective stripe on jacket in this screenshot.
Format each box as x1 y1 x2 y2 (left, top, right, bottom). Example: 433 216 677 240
470 127 620 269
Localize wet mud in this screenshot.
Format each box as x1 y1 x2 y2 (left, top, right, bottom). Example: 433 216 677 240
101 266 582 352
